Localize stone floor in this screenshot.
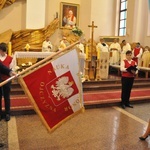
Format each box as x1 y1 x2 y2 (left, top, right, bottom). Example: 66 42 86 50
0 102 150 150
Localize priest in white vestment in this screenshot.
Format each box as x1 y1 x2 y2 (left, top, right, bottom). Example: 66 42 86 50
109 38 121 65
96 38 109 52
58 36 70 51
76 42 86 77
42 36 53 52
141 46 150 67
121 40 131 63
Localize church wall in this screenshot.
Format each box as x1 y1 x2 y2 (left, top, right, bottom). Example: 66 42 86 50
90 0 117 42
123 0 150 46
0 0 149 47
80 0 91 40
132 0 145 43
142 0 150 46
0 0 26 33
125 0 145 45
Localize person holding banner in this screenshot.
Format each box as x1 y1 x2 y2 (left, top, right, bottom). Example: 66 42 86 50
0 43 15 121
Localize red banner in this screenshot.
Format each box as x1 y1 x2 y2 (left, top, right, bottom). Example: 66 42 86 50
19 49 84 132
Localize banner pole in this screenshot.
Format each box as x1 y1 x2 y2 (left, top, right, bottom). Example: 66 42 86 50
0 41 80 87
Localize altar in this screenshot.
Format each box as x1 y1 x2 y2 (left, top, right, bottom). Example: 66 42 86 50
12 51 56 71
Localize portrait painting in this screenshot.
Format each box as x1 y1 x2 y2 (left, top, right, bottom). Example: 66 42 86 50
60 2 79 29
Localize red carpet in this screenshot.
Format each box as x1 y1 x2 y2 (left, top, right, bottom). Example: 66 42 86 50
2 96 32 111
83 89 150 105
2 88 150 111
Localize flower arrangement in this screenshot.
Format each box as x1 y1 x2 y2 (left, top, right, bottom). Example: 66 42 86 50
15 62 33 72
72 27 83 37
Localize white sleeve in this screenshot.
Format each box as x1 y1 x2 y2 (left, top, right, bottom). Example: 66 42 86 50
120 60 127 72
136 48 143 58
127 43 131 50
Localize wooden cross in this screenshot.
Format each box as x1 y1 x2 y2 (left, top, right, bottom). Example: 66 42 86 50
88 21 98 80
88 21 98 56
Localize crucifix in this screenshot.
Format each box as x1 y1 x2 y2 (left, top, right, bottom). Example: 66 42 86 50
88 21 97 57
88 21 98 80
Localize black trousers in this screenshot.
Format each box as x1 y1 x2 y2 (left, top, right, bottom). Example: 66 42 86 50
0 81 11 115
121 77 134 105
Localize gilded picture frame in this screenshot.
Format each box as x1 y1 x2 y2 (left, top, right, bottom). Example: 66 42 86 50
60 2 79 29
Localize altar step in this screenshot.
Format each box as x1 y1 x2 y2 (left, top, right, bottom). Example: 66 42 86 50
7 77 150 115
83 78 150 91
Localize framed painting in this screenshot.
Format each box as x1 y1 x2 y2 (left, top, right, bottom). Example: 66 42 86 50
60 2 79 29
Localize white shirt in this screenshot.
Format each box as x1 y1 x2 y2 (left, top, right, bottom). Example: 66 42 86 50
120 59 138 73
109 42 121 52
0 54 14 69
76 43 84 53
96 42 109 52
122 43 131 54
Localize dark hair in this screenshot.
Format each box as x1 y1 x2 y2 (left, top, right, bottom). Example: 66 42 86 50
122 40 126 43
137 42 140 45
126 50 132 55
0 42 7 52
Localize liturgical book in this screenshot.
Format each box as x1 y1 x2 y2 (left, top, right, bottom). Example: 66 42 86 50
126 65 137 73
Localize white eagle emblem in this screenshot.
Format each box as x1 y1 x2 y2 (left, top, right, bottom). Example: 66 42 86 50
51 76 74 101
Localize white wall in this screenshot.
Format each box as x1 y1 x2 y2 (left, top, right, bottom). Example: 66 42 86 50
26 0 46 29
80 0 91 40
124 0 150 46
0 0 26 32
90 0 117 41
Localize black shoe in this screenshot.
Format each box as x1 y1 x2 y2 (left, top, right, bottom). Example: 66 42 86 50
5 114 10 121
121 104 126 109
125 104 133 108
139 136 148 140
0 143 4 147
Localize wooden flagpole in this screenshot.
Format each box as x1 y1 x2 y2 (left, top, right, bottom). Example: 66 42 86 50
0 40 80 87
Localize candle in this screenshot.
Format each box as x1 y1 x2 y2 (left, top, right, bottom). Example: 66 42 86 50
97 47 100 60
86 45 88 59
25 43 30 51
8 42 12 56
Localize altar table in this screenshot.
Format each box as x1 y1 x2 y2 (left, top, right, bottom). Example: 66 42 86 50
12 51 56 71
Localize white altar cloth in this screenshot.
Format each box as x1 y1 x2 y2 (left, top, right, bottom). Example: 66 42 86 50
12 51 56 70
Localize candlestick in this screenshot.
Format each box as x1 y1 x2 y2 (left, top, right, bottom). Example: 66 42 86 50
86 45 88 59
25 43 30 51
97 47 100 60
8 42 12 56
